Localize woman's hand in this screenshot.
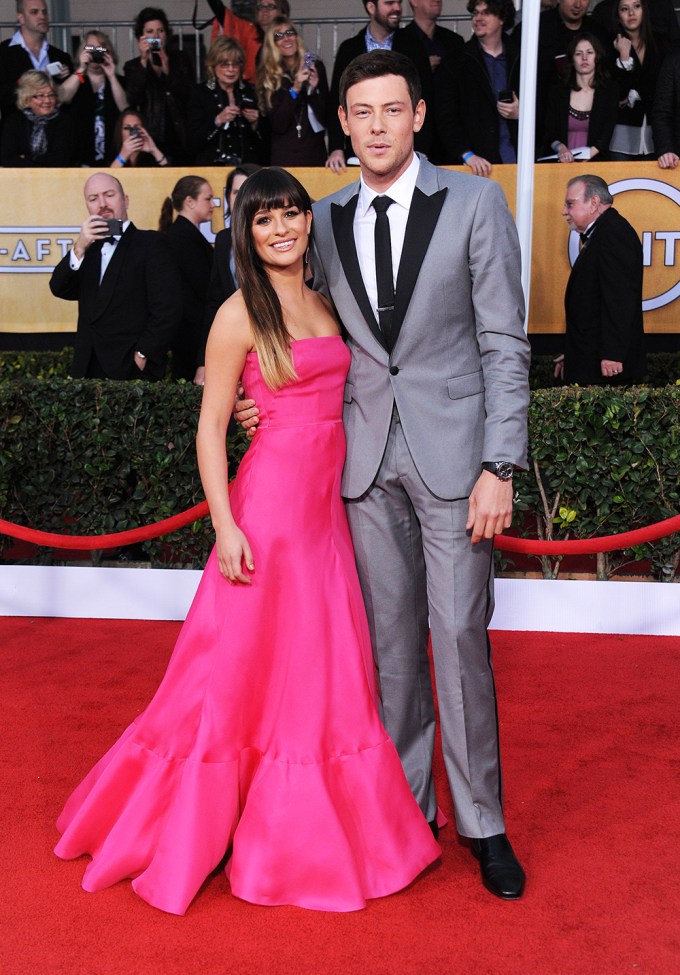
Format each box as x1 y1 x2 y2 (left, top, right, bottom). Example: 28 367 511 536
658 151 680 169
102 52 117 78
215 524 255 584
119 130 144 161
292 65 310 93
76 47 92 76
307 63 319 90
215 103 241 126
613 33 632 61
557 143 575 163
242 106 259 127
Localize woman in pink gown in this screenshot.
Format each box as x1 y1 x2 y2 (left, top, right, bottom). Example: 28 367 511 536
54 168 440 915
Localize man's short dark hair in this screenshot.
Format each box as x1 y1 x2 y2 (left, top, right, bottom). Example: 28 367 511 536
339 50 422 112
568 174 614 206
466 0 516 30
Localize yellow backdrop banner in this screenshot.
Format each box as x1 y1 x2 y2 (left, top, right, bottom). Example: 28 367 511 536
1 162 678 336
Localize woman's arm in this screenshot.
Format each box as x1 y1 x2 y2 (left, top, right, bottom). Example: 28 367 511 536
196 294 254 584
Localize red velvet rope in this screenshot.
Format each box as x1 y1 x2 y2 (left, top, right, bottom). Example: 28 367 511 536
0 501 209 550
494 513 680 555
0 507 678 554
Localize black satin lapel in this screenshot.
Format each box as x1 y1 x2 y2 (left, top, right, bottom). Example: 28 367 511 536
331 198 385 351
93 226 135 317
391 187 447 349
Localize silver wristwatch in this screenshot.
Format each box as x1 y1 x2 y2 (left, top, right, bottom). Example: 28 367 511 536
482 461 514 481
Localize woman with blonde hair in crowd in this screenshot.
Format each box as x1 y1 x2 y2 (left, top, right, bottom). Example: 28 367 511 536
188 35 261 165
0 69 76 166
58 31 128 167
256 16 328 166
158 175 215 382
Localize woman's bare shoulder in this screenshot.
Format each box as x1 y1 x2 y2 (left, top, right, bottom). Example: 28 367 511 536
208 290 254 353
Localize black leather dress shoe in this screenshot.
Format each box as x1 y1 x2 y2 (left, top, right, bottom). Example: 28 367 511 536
471 833 525 899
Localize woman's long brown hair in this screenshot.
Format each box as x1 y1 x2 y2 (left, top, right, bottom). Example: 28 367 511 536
231 167 311 390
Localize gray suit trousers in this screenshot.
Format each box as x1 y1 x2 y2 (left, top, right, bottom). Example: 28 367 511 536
345 410 505 838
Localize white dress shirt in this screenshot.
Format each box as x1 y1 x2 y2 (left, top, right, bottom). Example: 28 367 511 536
69 220 131 283
9 29 50 71
354 153 420 319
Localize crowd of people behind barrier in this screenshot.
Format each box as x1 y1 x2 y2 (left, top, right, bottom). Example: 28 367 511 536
2 0 680 171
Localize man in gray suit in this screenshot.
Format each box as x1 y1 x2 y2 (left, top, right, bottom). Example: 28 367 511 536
238 50 530 899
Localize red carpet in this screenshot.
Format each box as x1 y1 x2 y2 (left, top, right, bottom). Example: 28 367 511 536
2 617 679 975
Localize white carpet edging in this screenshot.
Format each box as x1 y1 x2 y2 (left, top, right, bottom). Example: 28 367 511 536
0 565 678 635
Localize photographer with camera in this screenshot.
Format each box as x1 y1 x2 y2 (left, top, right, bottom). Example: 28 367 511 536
110 109 169 167
49 172 180 382
123 6 193 164
57 31 128 167
256 16 328 166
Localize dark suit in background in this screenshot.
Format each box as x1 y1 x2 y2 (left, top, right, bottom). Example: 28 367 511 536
164 215 214 381
50 224 181 381
401 18 464 163
202 227 238 362
564 207 645 384
435 32 520 164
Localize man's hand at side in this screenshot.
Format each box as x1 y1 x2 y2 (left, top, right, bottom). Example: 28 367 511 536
466 470 514 544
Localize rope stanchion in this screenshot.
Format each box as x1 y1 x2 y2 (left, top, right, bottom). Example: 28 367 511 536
0 507 678 555
494 513 680 555
0 501 209 551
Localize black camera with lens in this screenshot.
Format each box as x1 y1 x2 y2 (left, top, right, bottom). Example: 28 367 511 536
85 45 107 64
147 37 162 50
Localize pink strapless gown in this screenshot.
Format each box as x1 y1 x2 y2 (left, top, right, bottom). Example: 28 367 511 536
55 336 440 914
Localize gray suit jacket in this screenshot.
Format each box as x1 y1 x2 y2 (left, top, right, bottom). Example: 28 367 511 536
311 157 531 501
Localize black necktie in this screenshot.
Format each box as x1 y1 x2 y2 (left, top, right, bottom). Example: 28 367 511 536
372 195 395 344
579 227 594 249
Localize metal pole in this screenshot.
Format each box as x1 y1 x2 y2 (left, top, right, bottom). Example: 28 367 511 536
515 1 540 333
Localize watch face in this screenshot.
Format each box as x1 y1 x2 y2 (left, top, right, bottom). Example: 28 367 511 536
496 462 514 481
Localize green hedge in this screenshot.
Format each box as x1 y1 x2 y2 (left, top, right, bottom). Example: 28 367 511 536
0 378 248 567
1 377 678 578
1 348 677 389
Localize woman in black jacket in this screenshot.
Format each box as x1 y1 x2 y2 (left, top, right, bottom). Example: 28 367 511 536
0 69 76 166
123 7 193 164
608 0 666 160
59 31 128 167
188 36 261 166
159 175 216 383
541 33 619 162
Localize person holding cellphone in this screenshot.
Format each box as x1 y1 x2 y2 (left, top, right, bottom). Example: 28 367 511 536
256 17 329 166
188 36 262 166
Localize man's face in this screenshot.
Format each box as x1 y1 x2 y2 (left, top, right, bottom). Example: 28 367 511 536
18 1 49 37
256 1 279 29
562 181 597 233
410 0 442 19
470 3 504 42
84 174 129 222
369 0 402 33
558 0 587 27
339 74 424 188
